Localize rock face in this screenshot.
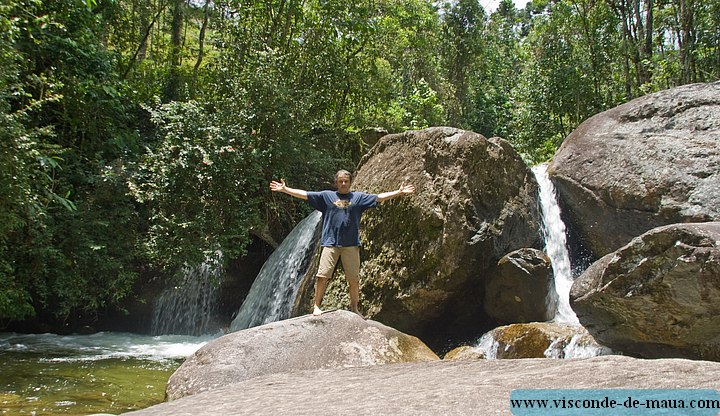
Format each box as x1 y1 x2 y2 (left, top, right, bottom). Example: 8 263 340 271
166 310 438 401
312 127 543 346
570 222 720 361
127 356 720 415
549 82 720 260
484 248 556 323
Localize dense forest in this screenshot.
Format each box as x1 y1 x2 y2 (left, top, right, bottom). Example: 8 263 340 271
0 0 718 329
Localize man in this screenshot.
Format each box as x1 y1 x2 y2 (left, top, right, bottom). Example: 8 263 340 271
269 170 415 317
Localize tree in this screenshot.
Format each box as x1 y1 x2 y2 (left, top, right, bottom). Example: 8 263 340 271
440 0 486 126
165 0 185 101
508 0 624 162
0 0 142 325
469 0 522 139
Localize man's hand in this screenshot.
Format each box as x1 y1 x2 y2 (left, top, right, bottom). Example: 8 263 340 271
399 184 415 195
269 179 308 200
269 179 287 192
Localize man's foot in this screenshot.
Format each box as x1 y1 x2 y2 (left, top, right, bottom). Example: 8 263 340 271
312 305 323 316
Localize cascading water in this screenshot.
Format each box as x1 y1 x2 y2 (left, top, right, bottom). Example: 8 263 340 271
229 211 322 332
532 163 579 324
470 166 613 359
151 253 223 336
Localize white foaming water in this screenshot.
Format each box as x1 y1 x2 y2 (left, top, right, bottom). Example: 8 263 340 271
532 163 579 324
474 329 612 360
475 331 500 359
544 333 614 359
151 253 223 336
230 211 322 331
0 332 213 362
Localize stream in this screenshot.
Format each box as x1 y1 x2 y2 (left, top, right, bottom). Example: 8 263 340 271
0 331 214 415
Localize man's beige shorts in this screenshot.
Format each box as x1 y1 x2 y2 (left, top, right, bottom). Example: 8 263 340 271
317 246 360 282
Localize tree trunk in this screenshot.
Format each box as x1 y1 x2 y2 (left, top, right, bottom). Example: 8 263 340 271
165 0 185 101
643 0 653 68
616 0 634 97
138 0 149 61
123 1 167 79
677 0 696 83
191 0 211 97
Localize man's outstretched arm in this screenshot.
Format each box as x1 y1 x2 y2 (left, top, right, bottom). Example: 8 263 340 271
377 184 415 203
269 179 309 200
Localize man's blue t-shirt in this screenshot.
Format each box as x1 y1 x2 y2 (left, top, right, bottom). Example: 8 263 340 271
307 190 378 247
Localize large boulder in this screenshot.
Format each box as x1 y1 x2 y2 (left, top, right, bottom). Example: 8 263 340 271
570 222 720 361
166 310 438 400
312 127 543 347
549 82 720 260
127 356 720 415
484 248 556 323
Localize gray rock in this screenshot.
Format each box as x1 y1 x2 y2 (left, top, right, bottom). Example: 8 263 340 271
549 81 720 259
570 222 720 360
166 310 438 401
304 127 543 345
126 355 720 415
484 248 556 323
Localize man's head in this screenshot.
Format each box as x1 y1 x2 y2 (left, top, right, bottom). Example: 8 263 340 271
335 170 352 194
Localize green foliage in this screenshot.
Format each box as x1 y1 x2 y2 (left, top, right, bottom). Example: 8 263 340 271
467 0 522 139
385 78 445 130
129 100 268 270
439 0 487 125
507 0 627 163
0 0 141 325
0 0 718 329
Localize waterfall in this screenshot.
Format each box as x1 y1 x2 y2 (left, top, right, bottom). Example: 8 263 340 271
151 253 222 336
229 211 322 332
532 163 579 324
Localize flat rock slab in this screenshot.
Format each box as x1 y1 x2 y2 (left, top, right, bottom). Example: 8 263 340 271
125 355 720 415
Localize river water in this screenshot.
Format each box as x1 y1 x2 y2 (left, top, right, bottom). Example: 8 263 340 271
0 332 213 415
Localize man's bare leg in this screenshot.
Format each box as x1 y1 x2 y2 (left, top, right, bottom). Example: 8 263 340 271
313 276 329 316
348 278 362 318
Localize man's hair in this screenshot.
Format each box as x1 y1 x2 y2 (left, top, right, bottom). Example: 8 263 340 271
335 169 353 183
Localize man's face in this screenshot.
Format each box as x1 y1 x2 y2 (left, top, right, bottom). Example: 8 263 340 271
335 174 351 194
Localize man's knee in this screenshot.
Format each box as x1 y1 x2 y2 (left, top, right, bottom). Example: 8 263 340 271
318 247 340 279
